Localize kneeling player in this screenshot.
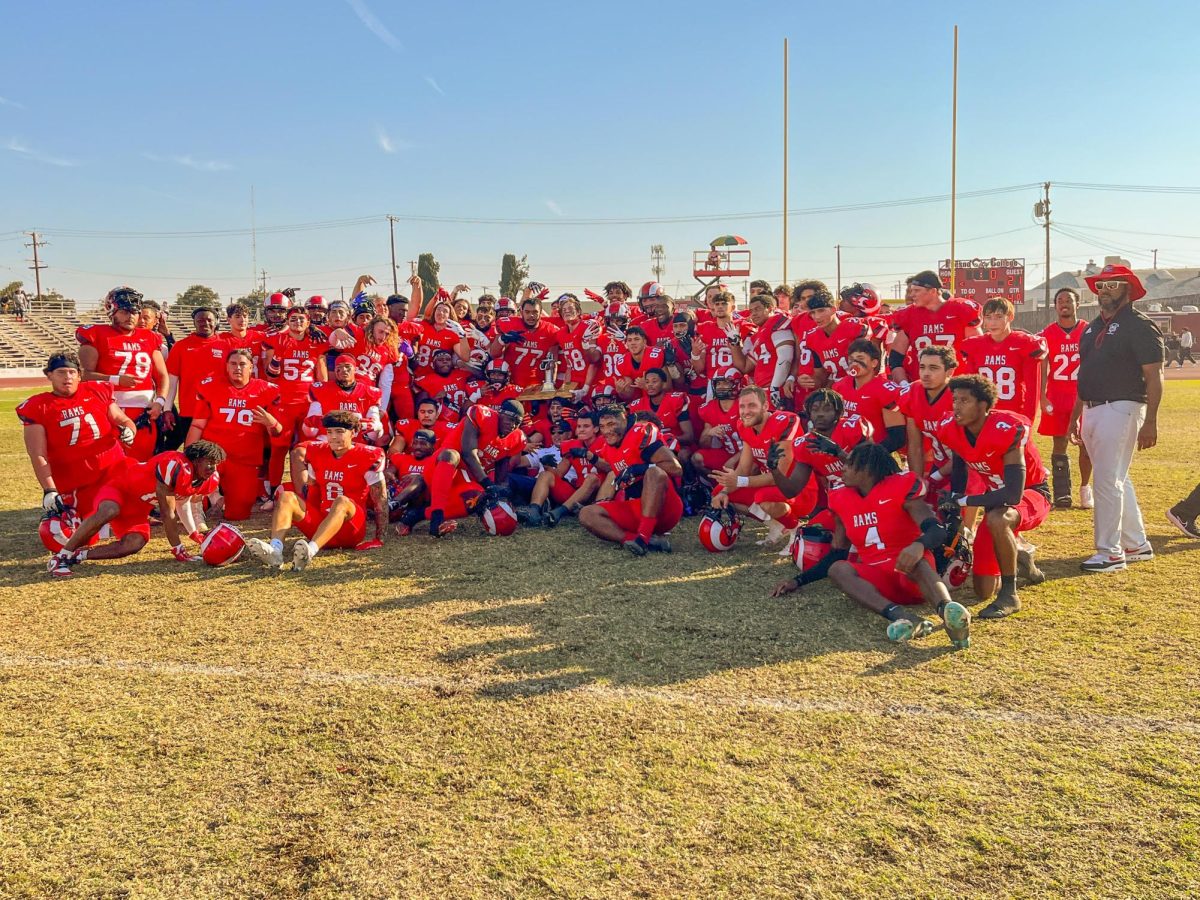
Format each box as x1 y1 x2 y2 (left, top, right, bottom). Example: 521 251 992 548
771 443 971 648
527 412 604 526
246 410 387 571
46 441 226 576
579 406 684 555
387 429 439 534
937 374 1050 618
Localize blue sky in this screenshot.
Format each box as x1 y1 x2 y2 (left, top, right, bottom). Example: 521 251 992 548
3 0 1198 307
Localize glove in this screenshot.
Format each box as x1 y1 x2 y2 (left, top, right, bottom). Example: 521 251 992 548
568 446 589 460
937 493 965 519
354 539 383 552
766 442 787 471
500 330 524 344
615 463 649 489
677 335 693 357
527 281 546 296
118 425 136 445
584 289 604 303
769 388 785 409
481 483 503 506
445 320 465 338
805 433 842 457
171 544 202 563
398 339 414 359
42 490 65 514
134 409 154 430
663 345 677 366
538 454 559 468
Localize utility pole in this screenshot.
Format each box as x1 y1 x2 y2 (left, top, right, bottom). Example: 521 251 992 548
650 244 665 282
25 231 47 300
260 269 268 294
783 37 789 286
387 215 399 293
1034 182 1051 309
835 244 842 295
1152 248 1158 269
250 185 257 294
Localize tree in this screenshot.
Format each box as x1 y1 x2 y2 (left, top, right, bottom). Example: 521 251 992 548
236 287 267 307
416 253 440 308
174 284 220 314
499 253 529 300
0 280 23 304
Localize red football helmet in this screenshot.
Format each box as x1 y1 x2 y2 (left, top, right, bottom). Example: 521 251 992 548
841 282 882 317
790 525 834 571
200 522 246 566
481 500 518 536
638 281 664 301
38 509 84 553
604 302 630 321
698 506 742 552
305 294 328 310
264 292 290 326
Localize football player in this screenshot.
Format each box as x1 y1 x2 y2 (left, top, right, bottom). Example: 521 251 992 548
388 429 439 534
18 351 137 523
1038 288 1092 508
580 406 685 556
937 374 1051 618
304 354 385 444
161 306 227 451
692 370 742 481
900 346 956 482
490 297 565 391
46 441 226 576
957 297 1046 424
246 410 388 570
888 270 981 383
771 442 971 649
527 412 604 527
744 293 796 408
829 339 907 450
629 368 694 459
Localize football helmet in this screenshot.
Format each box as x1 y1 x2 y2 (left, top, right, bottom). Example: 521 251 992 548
789 525 834 572
200 522 246 566
38 509 83 552
638 281 664 301
698 506 742 552
481 500 518 536
840 282 882 317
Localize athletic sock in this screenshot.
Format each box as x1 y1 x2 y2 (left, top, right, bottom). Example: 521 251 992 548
880 603 905 622
637 515 656 543
999 574 1017 595
306 541 320 558
270 538 283 553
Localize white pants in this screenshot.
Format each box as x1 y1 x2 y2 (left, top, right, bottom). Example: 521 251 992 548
1081 400 1147 556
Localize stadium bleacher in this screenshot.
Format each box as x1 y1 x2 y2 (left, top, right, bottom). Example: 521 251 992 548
0 309 110 368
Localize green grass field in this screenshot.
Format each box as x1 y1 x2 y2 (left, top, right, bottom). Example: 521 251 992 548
1 385 1198 898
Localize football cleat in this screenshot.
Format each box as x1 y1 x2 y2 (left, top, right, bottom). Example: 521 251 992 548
291 539 314 572
646 535 672 553
46 553 76 578
246 538 283 570
887 617 934 643
622 536 649 557
941 601 971 650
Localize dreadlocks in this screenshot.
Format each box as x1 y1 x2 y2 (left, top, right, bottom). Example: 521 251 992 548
804 388 846 418
846 442 899 484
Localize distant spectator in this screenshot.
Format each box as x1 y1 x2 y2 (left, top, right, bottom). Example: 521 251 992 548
1179 328 1195 365
14 291 29 322
1164 332 1181 367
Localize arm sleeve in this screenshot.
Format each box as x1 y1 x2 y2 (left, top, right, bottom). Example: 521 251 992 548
965 461 1026 510
950 453 968 495
880 424 907 452
377 364 394 412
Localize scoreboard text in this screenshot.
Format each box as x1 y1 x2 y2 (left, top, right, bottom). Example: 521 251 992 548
938 258 1025 304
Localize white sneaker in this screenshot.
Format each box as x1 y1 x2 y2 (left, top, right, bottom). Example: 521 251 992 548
246 538 283 569
1122 543 1154 563
756 520 787 547
1079 485 1094 509
291 539 314 572
1081 552 1125 573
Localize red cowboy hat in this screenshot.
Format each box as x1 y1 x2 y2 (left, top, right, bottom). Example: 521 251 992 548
1085 264 1146 301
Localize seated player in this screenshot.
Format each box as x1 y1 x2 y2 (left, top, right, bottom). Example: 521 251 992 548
767 389 874 524
187 347 283 520
691 370 742 481
304 354 385 445
423 400 527 537
936 374 1051 618
771 443 971 648
580 405 684 555
526 412 604 526
245 410 387 571
413 348 475 420
387 429 439 534
474 360 523 410
629 368 694 460
18 351 136 524
46 441 227 577
389 398 450 453
711 385 812 546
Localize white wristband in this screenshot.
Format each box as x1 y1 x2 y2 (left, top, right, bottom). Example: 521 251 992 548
736 475 750 489
929 470 944 483
957 495 968 507
109 374 121 385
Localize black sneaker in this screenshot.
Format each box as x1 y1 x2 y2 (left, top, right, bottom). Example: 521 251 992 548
1166 507 1200 540
979 591 1021 619
646 535 672 553
622 536 649 557
1016 548 1046 585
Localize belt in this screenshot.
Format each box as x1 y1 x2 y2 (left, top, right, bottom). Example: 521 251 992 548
1084 399 1143 408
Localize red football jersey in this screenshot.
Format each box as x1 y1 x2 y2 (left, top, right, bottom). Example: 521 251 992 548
413 321 464 375
592 333 626 398
827 471 924 567
493 319 564 388
219 330 266 377
442 405 526 470
899 384 953 471
352 338 401 384
800 317 869 380
389 451 434 479
558 436 606 484
788 310 817 342
958 330 1046 421
746 312 794 388
166 333 228 417
16 382 125 492
393 417 449 449
737 410 802 473
695 398 742 455
194 375 282 464
309 379 382 420
597 421 666 498
638 317 676 351
629 392 691 443
696 319 752 374
556 320 596 388
76 323 164 408
264 331 330 404
304 442 384 512
831 374 904 439
790 414 874 490
614 346 667 384
413 370 474 416
1039 320 1085 395
889 298 982 380
120 451 221 505
936 411 1048 491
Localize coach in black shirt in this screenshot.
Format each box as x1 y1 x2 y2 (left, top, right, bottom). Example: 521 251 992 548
1068 264 1164 572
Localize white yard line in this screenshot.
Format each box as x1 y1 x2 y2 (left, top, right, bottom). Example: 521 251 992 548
2 652 1197 737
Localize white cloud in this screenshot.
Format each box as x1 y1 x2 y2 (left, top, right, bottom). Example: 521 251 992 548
143 152 232 172
345 0 403 52
423 75 445 96
0 96 24 110
374 127 412 154
545 199 564 216
5 137 77 167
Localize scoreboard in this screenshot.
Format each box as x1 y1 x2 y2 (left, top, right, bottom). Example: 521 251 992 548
938 258 1025 304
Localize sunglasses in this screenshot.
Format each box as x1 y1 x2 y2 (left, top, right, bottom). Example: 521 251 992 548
1095 280 1127 290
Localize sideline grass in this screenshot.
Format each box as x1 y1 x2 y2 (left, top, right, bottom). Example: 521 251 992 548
1 385 1198 898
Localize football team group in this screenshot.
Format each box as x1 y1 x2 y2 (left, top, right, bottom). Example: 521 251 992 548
21 263 1189 650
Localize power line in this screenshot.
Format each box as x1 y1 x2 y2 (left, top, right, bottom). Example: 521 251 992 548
840 225 1037 250
1057 182 1200 195
1056 222 1200 241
